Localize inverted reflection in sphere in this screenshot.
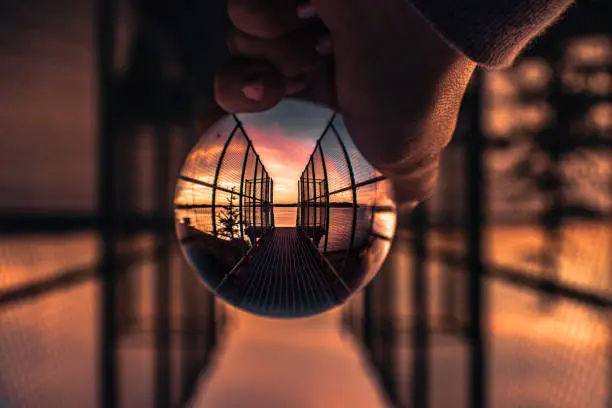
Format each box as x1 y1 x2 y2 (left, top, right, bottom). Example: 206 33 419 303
175 100 397 318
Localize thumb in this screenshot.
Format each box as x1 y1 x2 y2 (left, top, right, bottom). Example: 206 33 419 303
214 57 286 113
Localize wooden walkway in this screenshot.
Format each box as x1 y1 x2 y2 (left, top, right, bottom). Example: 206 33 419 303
236 227 349 316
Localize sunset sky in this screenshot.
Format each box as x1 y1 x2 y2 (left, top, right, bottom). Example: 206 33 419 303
178 99 349 206
238 99 335 204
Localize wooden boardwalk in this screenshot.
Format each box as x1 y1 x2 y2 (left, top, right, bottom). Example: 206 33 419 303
237 227 348 316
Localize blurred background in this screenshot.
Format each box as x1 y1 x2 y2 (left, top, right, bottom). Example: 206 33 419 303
0 0 610 407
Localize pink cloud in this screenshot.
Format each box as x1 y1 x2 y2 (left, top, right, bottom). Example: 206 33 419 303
244 123 317 203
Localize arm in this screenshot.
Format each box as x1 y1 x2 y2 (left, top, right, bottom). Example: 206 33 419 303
406 0 575 68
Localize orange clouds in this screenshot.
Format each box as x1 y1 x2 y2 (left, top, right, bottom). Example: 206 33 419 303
244 122 317 204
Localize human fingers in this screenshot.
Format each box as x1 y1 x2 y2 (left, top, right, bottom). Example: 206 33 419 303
289 59 338 110
195 104 227 136
228 0 311 40
389 154 441 212
214 57 287 113
227 22 331 78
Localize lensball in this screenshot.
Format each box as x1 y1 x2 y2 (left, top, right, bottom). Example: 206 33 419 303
175 100 397 318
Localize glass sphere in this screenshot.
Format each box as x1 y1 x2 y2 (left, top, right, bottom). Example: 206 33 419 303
175 99 397 318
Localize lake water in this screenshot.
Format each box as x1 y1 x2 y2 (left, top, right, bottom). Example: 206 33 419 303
273 207 297 227
174 206 301 234
179 207 360 248
274 207 373 252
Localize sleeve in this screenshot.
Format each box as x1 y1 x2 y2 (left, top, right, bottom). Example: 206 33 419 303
406 0 576 68
124 0 231 122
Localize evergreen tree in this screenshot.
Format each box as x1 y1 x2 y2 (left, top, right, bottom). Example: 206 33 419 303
217 187 241 239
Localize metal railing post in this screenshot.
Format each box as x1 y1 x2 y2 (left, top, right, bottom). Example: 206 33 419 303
245 180 251 226
317 141 331 253
235 116 251 240
264 173 269 231
330 122 358 254
301 177 304 228
411 202 430 408
154 126 172 408
97 0 119 404
306 163 310 230
238 143 252 239
607 310 612 408
271 179 274 227
253 159 259 233
607 311 612 408
260 166 264 231
211 124 239 237
311 158 317 228
466 71 487 408
263 173 267 231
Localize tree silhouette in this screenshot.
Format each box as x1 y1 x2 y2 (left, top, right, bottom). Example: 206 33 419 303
217 187 241 239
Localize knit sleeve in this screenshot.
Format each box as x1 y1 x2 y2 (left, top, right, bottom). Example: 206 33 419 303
406 0 575 68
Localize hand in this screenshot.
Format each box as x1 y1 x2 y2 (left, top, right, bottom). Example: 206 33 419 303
211 0 477 211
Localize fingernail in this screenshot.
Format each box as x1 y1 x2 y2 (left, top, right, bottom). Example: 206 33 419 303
226 36 237 55
297 3 316 19
397 201 419 214
316 37 333 55
242 79 264 101
285 79 307 95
